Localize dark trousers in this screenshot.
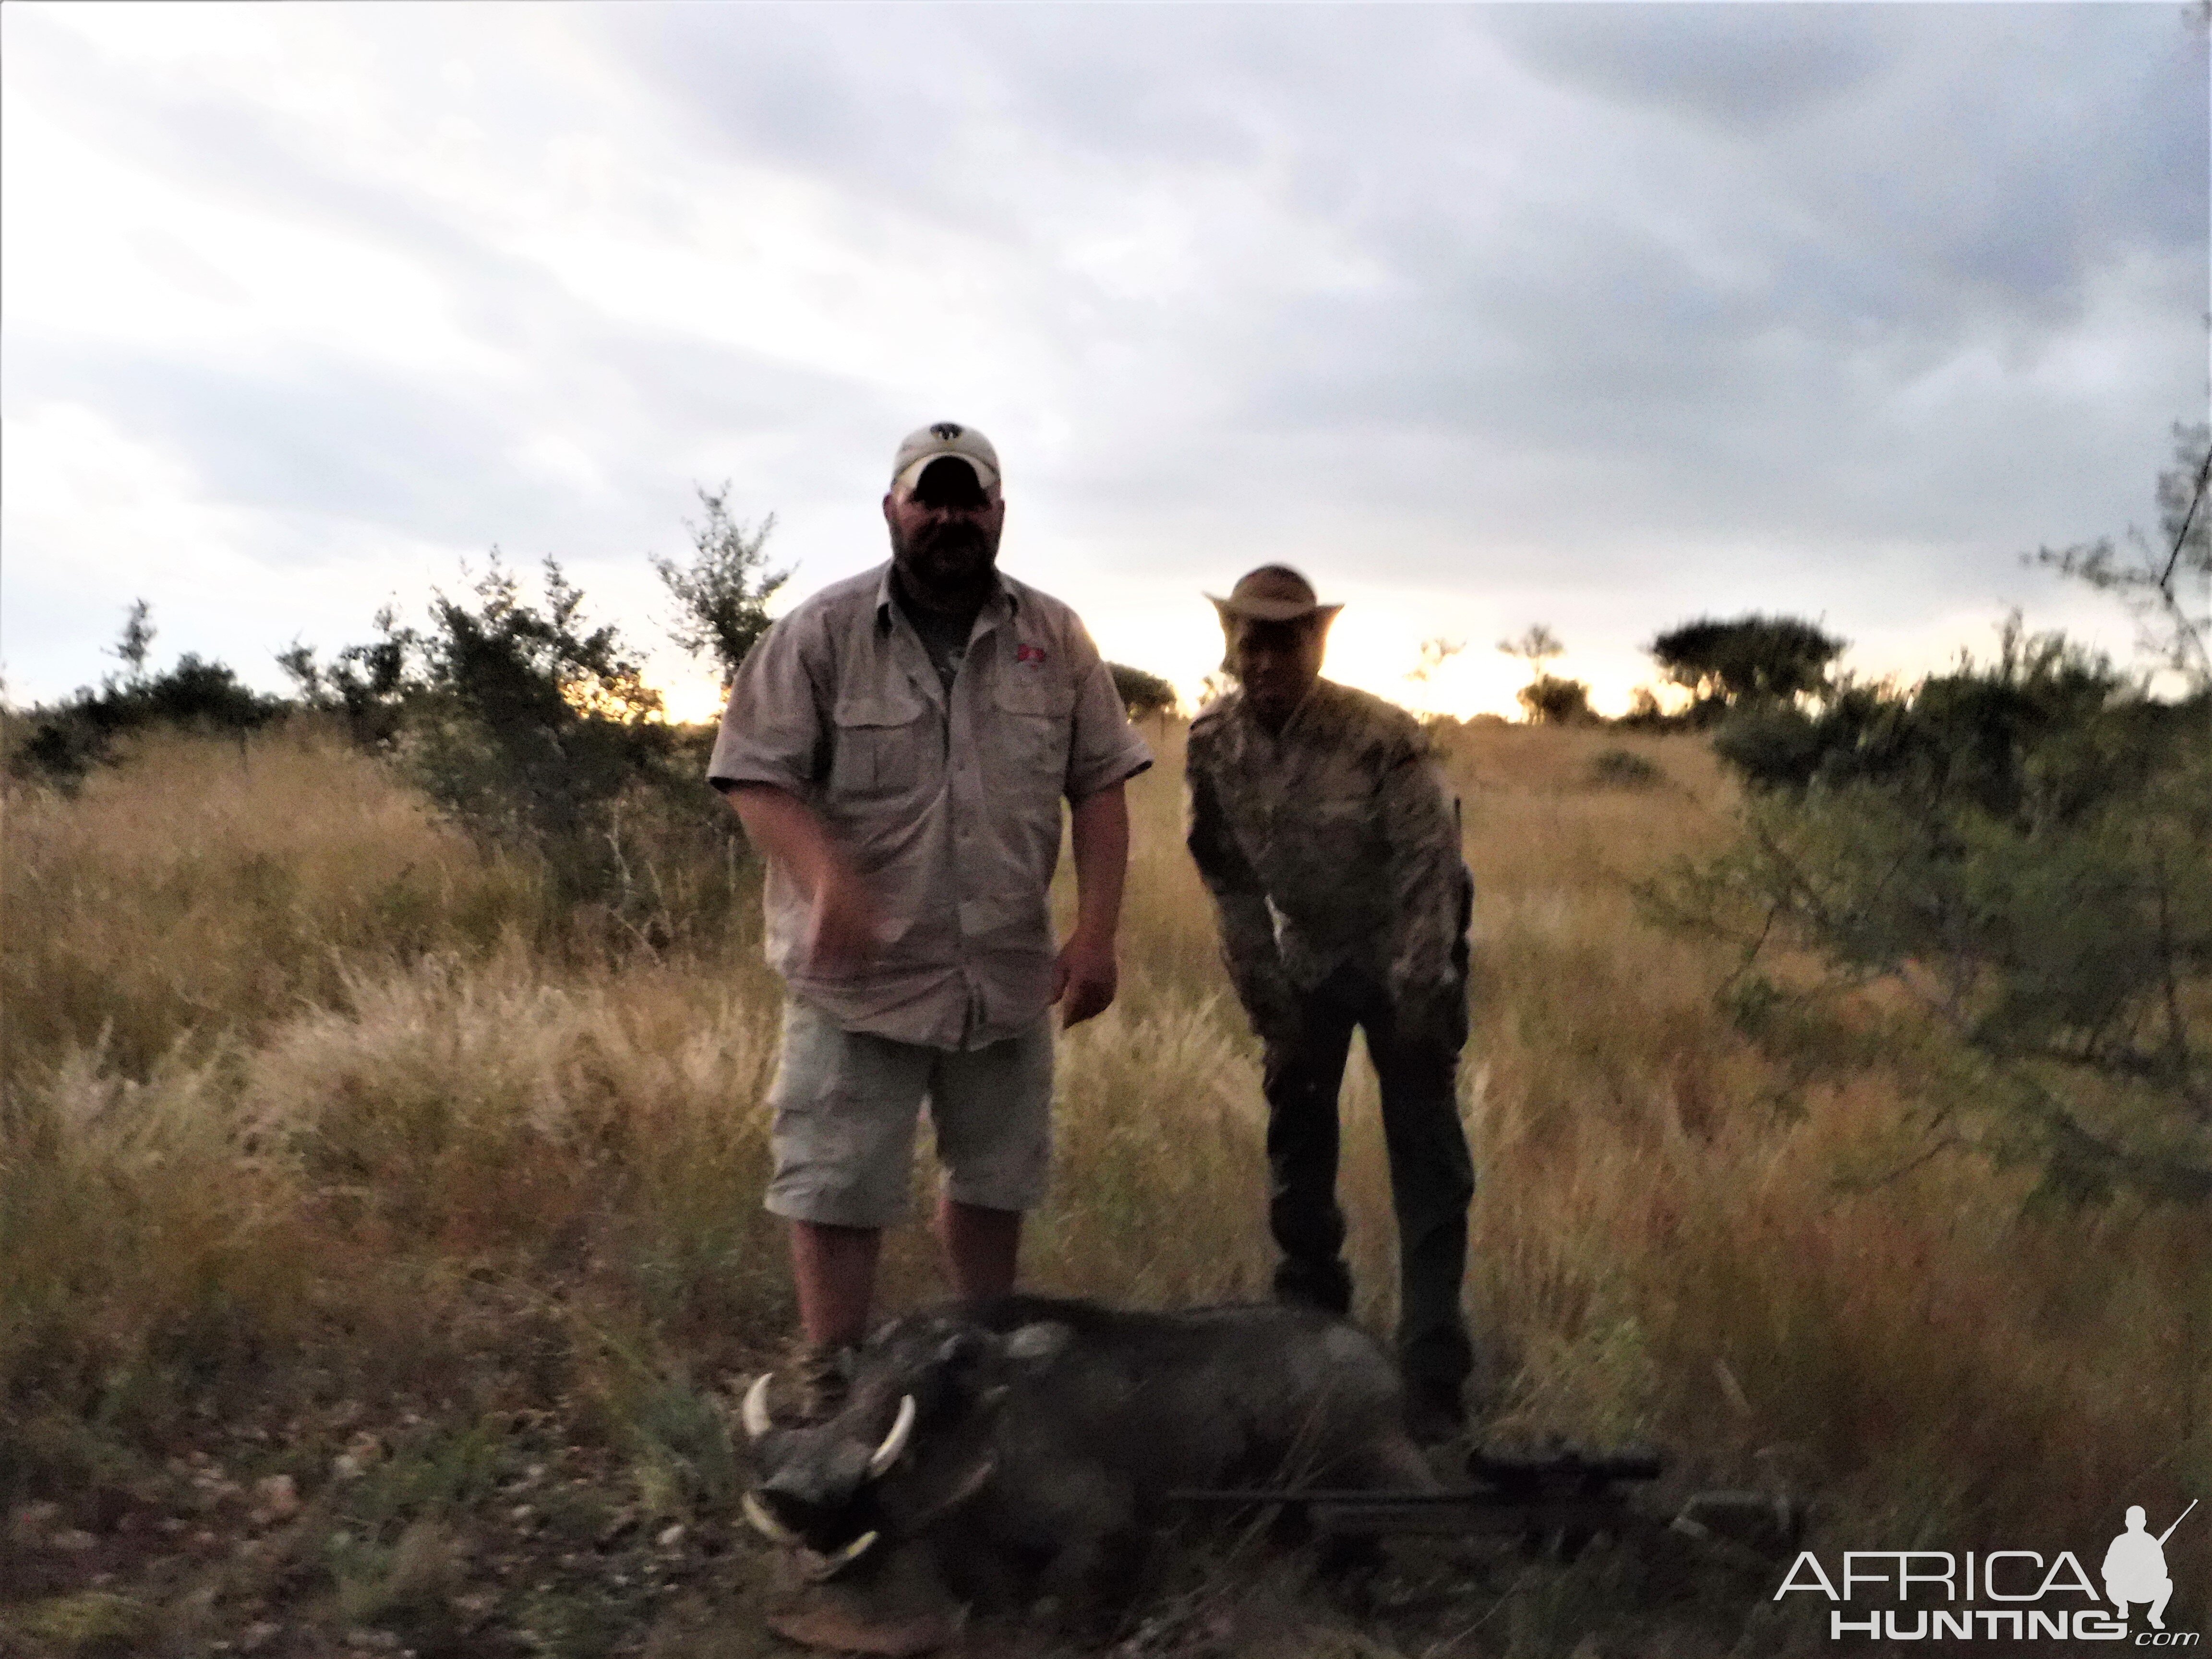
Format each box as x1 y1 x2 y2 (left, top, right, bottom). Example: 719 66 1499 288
1261 964 1476 1399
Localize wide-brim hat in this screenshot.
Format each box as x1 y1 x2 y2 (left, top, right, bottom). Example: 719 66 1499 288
1207 565 1343 624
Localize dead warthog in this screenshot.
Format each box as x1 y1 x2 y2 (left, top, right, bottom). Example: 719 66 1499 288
739 1295 1436 1626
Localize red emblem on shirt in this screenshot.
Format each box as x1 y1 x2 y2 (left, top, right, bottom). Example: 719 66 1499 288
1015 644 1047 664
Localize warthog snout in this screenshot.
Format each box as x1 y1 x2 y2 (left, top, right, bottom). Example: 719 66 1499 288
741 1377 921 1557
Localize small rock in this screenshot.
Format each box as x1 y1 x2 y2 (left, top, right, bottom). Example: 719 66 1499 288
332 1433 385 1481
594 1508 637 1546
656 1523 686 1549
240 1621 281 1652
251 1474 300 1525
52 1528 100 1552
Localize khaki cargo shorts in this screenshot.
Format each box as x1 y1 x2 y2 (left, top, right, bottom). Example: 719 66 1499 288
762 998 1055 1227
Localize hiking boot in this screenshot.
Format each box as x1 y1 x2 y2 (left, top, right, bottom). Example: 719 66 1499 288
793 1342 853 1424
753 1341 852 1427
1271 1257 1354 1319
1405 1379 1467 1449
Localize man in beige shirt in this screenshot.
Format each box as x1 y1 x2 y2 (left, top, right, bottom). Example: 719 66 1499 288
709 422 1151 1416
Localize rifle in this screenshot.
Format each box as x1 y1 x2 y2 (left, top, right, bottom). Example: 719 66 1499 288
1172 1445 1802 1563
2158 1499 2199 1546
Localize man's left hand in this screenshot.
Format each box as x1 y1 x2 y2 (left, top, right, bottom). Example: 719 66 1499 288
1392 975 1470 1053
1052 931 1118 1028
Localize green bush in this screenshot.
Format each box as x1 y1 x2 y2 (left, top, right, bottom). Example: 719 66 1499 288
1649 613 1846 726
1109 661 1179 721
290 557 750 941
1519 672 1594 725
8 645 286 789
1658 622 2210 1204
1585 747 1665 790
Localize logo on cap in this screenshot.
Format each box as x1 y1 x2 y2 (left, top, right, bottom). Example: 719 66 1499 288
931 422 964 441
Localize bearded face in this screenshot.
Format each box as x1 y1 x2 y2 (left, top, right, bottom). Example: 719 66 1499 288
890 509 998 595
884 458 1005 609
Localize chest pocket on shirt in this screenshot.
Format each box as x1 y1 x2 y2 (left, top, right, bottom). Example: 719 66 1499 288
1286 760 1383 863
994 673 1076 788
830 691 930 801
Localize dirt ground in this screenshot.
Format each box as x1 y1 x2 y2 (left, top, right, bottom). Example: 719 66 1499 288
0 1371 1809 1659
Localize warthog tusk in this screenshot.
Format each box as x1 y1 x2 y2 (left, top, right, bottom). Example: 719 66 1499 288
866 1394 915 1479
742 1373 774 1441
741 1491 802 1547
807 1528 880 1580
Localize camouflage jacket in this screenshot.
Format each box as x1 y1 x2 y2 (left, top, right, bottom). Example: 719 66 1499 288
1185 679 1471 1027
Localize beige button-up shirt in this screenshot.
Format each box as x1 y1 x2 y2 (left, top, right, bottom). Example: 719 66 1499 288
709 563 1153 1050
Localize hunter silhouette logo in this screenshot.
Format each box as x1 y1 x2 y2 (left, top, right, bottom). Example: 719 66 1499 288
1776 1497 2200 1642
2107 1502 2194 1632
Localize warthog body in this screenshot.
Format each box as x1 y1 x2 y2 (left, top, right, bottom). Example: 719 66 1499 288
742 1295 1435 1615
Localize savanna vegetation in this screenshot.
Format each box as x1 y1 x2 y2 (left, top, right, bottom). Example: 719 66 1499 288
3 433 2205 1655
6 713 2203 1657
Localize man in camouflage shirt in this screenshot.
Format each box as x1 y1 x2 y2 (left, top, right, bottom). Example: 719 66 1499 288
1186 565 1476 1438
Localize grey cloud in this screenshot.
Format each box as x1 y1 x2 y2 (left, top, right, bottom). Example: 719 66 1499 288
1479 3 1895 131
4 2 2202 702
4 323 878 560
1016 5 2205 585
590 5 1277 201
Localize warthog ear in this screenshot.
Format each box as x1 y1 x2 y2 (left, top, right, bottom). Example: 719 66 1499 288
1003 1322 1072 1365
931 1330 994 1377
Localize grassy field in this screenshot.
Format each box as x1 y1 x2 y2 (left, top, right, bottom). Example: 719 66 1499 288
2 717 2202 1657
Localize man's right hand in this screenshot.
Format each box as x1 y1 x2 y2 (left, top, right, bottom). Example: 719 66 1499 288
726 783 882 979
806 866 883 976
1239 980 1301 1051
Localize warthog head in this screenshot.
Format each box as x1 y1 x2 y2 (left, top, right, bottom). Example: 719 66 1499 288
740 1310 1061 1568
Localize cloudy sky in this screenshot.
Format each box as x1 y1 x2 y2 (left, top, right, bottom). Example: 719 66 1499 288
3 3 2205 720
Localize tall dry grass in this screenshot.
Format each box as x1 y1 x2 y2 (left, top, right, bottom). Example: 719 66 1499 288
2 728 545 1084
3 716 2204 1635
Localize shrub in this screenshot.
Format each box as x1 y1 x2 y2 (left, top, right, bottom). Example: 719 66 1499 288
290 557 749 933
1657 622 2211 1205
1585 747 1665 790
1518 672 1594 725
1648 613 1846 725
9 646 286 789
1109 661 1179 721
649 486 789 693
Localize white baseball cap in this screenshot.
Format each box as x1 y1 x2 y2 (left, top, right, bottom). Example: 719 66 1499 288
890 421 1001 496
